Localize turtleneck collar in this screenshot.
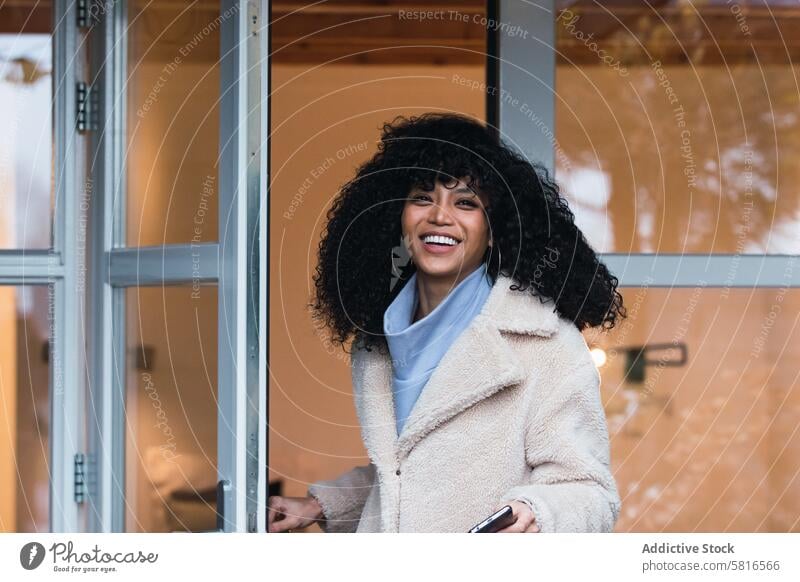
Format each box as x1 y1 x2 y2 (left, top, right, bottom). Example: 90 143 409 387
383 263 494 435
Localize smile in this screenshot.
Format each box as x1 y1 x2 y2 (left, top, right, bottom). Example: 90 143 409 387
420 234 461 255
422 234 459 246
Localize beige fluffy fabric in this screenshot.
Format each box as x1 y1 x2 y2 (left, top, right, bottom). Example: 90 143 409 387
309 275 621 533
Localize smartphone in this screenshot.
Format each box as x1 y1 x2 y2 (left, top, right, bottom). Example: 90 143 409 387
467 505 516 533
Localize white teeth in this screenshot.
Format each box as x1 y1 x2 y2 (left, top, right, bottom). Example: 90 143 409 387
423 235 458 246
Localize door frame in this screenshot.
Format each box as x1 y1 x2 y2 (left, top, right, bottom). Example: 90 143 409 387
85 0 269 532
0 0 87 532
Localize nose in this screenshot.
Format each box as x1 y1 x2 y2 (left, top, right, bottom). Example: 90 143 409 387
428 200 454 225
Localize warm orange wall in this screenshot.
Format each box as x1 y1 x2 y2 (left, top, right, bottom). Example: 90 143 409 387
0 70 18 532
0 287 17 531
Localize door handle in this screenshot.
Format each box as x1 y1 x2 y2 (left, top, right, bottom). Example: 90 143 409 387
216 479 231 531
173 479 231 533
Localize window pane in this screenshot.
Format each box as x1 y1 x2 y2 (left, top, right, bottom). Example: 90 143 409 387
126 0 221 246
583 287 800 532
556 1 800 254
0 4 53 249
0 286 51 532
125 285 217 532
269 0 488 513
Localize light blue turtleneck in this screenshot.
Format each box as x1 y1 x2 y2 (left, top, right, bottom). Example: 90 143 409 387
383 263 494 436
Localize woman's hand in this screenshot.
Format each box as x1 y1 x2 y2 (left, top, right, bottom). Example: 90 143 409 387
267 496 325 533
495 500 541 533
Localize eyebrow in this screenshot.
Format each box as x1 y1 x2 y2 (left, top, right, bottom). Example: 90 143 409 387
410 185 480 197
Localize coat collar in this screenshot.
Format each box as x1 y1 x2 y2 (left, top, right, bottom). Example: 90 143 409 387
481 274 561 337
351 275 560 465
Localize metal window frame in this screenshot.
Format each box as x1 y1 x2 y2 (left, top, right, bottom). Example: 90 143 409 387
602 254 800 288
217 0 268 533
1 0 269 534
489 0 555 172
491 0 800 289
85 0 128 532
52 0 87 533
0 252 63 279
86 0 268 532
0 0 91 533
107 244 219 286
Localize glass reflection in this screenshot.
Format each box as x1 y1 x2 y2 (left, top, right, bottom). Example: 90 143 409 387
126 0 220 246
0 286 51 532
555 1 800 254
125 286 217 532
584 286 800 532
0 25 53 248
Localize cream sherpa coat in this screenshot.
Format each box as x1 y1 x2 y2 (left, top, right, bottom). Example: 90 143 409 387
308 274 621 533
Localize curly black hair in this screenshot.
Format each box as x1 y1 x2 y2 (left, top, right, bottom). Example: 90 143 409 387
311 112 625 352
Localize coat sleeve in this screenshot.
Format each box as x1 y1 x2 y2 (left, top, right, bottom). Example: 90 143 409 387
500 360 621 533
307 463 376 533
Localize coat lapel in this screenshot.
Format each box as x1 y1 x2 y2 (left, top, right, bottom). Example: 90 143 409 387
351 275 562 465
396 314 526 459
351 344 398 467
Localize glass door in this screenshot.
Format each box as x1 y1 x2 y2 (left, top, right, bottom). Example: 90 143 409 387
0 2 57 533
0 0 97 532
492 0 800 532
85 0 268 532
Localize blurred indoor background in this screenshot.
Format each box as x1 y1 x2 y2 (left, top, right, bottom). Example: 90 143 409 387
1 0 798 532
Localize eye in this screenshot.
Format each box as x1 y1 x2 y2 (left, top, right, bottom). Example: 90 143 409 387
409 194 433 205
456 198 479 209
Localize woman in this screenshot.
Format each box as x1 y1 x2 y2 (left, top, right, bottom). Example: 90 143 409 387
268 113 625 533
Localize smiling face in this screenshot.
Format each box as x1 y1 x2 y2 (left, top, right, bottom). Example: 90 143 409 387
401 177 492 285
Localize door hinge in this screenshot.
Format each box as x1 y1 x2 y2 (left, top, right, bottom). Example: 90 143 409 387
77 0 99 29
74 453 86 504
76 82 99 133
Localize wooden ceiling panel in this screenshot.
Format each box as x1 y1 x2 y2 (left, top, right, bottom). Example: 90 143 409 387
0 1 51 34
271 1 800 66
2 1 798 66
271 1 486 65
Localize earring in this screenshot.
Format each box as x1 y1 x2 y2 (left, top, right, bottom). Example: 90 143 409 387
484 243 501 283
